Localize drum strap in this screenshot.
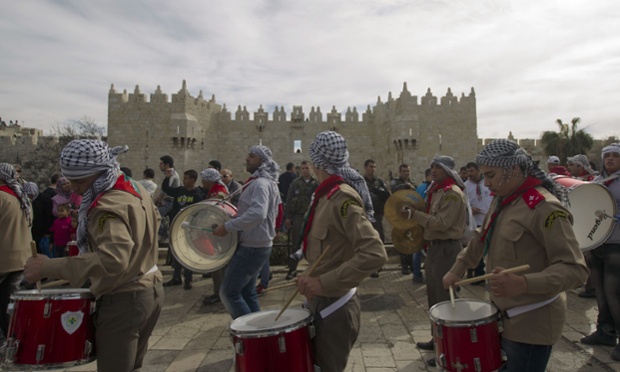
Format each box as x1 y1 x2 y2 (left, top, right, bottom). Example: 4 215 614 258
596 174 619 186
319 288 357 319
131 265 158 282
504 294 559 319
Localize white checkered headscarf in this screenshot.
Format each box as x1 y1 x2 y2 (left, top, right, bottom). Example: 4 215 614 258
201 168 228 191
601 143 620 176
310 131 375 221
567 154 596 175
476 139 568 204
60 140 128 253
23 182 39 200
248 145 280 181
0 162 32 226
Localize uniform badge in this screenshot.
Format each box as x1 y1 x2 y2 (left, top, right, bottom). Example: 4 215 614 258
445 194 458 202
61 310 84 335
98 213 117 232
544 210 568 229
340 199 361 217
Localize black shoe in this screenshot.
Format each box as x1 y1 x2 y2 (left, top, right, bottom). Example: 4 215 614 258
401 268 412 275
202 273 212 278
581 331 617 346
412 276 424 284
370 271 379 278
416 340 435 351
426 357 436 367
286 271 297 280
163 278 182 287
203 294 221 305
611 345 620 361
578 290 596 298
183 281 192 290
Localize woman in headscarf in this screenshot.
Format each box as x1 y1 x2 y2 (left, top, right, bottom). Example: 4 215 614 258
51 176 82 216
443 139 588 372
295 131 386 372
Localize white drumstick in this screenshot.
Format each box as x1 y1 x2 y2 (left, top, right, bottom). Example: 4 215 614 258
180 221 216 232
449 285 456 309
595 210 619 222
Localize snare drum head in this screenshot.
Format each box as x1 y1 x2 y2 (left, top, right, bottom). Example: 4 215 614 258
169 200 238 273
230 308 312 334
11 288 94 300
429 299 497 323
563 183 617 251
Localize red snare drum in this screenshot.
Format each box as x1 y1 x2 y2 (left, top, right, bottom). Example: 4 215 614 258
553 175 617 251
230 308 315 372
3 288 96 370
430 299 503 372
67 240 79 257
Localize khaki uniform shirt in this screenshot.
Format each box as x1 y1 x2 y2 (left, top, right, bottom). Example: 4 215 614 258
0 189 32 273
41 182 162 297
305 184 387 298
451 186 588 345
410 184 467 241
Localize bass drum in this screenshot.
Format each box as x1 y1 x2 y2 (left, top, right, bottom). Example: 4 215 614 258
169 199 238 273
553 176 617 251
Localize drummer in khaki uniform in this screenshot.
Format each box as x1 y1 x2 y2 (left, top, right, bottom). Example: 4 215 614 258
0 163 32 346
25 140 164 372
443 139 588 372
296 131 387 372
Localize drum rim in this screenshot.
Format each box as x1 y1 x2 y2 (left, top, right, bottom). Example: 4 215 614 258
11 288 94 300
169 201 238 274
230 308 313 338
429 299 499 326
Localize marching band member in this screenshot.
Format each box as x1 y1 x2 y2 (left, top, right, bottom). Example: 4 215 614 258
296 131 386 372
24 140 164 371
443 139 587 372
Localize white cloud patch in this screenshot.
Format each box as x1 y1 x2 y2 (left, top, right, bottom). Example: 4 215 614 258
0 0 618 141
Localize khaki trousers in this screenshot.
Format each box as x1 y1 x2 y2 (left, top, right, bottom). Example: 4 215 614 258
96 282 164 372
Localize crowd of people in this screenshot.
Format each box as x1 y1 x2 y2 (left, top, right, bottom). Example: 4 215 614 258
0 133 619 371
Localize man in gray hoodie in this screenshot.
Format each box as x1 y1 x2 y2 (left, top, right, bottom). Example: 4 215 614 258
213 145 281 319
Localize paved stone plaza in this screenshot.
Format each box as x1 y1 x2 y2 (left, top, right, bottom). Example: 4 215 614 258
41 248 620 371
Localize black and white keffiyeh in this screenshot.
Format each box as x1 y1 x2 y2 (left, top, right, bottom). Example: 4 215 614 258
201 168 229 190
309 131 375 220
60 140 128 253
476 139 568 205
567 154 596 175
249 145 280 181
601 143 620 176
0 162 32 226
23 182 39 200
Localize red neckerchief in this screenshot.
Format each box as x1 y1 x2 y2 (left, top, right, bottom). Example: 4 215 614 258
207 182 229 198
604 176 618 187
89 174 142 211
426 178 457 213
301 175 345 252
479 176 542 244
0 185 18 199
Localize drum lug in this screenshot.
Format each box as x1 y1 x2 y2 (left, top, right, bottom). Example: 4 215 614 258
309 323 316 339
314 365 321 372
5 339 18 363
90 300 97 315
278 335 286 353
436 324 443 338
498 318 504 333
470 327 478 342
44 302 52 318
6 303 13 316
501 348 508 361
234 340 244 355
83 340 93 360
36 344 45 363
474 357 482 372
438 353 446 368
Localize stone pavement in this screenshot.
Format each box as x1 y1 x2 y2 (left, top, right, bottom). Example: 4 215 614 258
45 249 620 371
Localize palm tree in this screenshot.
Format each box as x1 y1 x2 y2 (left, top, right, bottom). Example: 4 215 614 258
540 117 594 163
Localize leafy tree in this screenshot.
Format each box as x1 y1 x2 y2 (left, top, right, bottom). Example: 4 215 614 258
540 117 594 163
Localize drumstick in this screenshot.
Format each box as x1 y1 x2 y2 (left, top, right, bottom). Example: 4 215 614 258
263 282 297 293
30 241 42 291
274 245 332 321
455 264 531 286
449 285 456 309
40 280 69 289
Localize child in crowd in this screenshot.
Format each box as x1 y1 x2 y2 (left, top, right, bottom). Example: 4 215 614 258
49 203 76 258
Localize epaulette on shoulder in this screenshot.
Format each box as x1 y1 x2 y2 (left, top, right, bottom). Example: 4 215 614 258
327 184 342 199
521 188 545 209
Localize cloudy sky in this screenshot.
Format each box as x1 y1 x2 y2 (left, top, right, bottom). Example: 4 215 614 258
1 0 618 140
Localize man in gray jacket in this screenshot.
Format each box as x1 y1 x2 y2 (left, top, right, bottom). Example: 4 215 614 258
213 145 281 319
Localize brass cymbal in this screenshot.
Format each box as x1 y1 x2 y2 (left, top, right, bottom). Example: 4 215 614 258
391 225 425 255
384 189 425 229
